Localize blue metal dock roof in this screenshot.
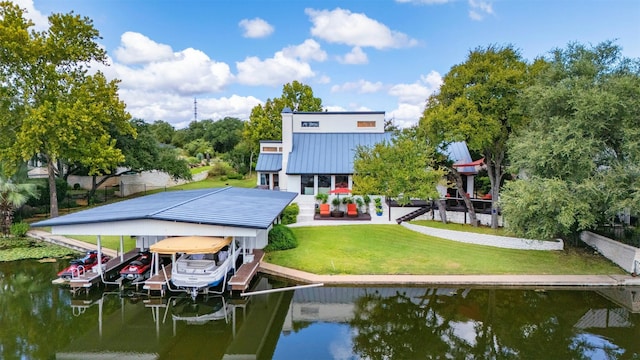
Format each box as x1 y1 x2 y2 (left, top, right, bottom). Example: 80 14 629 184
255 153 282 172
32 187 298 230
287 132 392 174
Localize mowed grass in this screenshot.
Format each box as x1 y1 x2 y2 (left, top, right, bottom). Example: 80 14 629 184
171 173 257 190
67 235 137 252
264 225 624 275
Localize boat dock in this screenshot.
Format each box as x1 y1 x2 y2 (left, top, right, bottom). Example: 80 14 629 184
229 250 264 293
66 249 140 292
143 264 173 296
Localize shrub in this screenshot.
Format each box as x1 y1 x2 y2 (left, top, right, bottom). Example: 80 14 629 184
208 161 233 177
265 224 298 251
281 203 300 225
10 222 30 237
315 193 328 204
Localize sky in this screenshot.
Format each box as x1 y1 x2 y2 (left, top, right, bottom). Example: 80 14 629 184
14 0 640 129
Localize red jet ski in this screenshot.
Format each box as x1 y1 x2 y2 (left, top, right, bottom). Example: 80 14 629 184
57 250 110 279
119 251 152 281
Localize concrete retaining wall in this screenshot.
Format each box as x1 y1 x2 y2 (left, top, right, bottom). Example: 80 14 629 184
581 231 640 274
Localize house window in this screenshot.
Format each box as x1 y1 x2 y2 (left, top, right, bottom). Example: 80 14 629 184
262 146 278 152
318 175 330 194
357 121 376 128
301 175 315 195
335 175 348 189
260 173 270 186
301 121 319 128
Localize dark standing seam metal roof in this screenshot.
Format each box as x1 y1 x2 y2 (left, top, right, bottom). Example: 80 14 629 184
444 141 477 174
286 132 392 174
255 153 282 172
31 187 298 229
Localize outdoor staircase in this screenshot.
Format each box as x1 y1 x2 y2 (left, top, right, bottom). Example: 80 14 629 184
295 198 317 223
395 206 431 224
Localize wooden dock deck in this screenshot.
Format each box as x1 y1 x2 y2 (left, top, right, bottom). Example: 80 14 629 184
229 250 264 292
143 263 173 295
68 249 140 290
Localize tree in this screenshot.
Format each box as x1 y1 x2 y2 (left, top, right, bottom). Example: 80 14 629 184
149 120 175 144
203 117 244 154
502 41 640 239
419 45 533 228
352 128 444 205
83 119 192 201
242 81 323 154
0 164 38 236
0 3 135 217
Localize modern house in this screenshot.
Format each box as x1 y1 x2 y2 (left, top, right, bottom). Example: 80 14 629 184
255 108 478 200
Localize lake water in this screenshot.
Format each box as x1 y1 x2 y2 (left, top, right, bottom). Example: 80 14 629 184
1 260 639 359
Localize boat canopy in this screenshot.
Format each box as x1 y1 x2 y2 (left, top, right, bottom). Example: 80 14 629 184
150 236 232 255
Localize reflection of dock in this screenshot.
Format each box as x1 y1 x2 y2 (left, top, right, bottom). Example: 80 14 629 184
597 287 640 313
68 250 140 292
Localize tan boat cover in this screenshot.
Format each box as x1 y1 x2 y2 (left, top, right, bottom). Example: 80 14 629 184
150 236 232 254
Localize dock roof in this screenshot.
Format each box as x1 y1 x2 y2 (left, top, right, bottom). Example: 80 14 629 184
32 187 297 230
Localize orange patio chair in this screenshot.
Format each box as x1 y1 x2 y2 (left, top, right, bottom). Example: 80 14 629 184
347 203 358 217
319 203 330 217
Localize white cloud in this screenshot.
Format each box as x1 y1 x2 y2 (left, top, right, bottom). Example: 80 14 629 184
119 89 260 128
236 40 325 86
388 70 442 104
387 70 443 127
469 0 494 21
387 103 423 128
305 8 418 49
12 0 48 30
338 46 368 64
114 32 174 64
239 17 274 38
331 79 384 94
282 39 327 62
111 41 233 96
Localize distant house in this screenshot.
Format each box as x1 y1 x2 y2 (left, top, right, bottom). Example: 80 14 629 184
255 108 478 200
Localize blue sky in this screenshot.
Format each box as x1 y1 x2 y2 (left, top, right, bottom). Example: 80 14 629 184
16 0 640 129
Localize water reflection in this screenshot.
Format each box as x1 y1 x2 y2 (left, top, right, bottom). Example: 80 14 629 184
1 260 639 359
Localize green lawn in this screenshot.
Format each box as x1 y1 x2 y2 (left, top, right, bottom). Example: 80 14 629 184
169 173 257 190
67 235 137 252
264 225 624 275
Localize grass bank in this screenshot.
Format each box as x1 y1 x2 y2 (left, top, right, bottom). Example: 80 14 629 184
264 225 623 275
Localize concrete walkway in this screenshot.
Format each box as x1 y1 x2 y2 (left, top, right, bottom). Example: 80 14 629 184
27 229 118 258
260 262 640 287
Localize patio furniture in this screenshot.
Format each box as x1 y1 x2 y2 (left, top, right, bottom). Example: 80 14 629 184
319 203 330 217
347 203 358 217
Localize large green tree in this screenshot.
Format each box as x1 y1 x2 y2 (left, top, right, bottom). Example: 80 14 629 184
0 2 134 217
352 128 444 206
203 117 244 154
83 119 192 201
242 80 323 154
502 41 640 240
419 45 534 228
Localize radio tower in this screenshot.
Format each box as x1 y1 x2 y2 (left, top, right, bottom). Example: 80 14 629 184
193 97 198 121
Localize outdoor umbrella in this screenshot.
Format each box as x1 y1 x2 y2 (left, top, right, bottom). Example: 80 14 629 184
329 187 352 202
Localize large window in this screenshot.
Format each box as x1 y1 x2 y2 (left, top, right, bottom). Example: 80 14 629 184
335 175 348 189
301 175 315 195
318 175 330 194
260 174 270 186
